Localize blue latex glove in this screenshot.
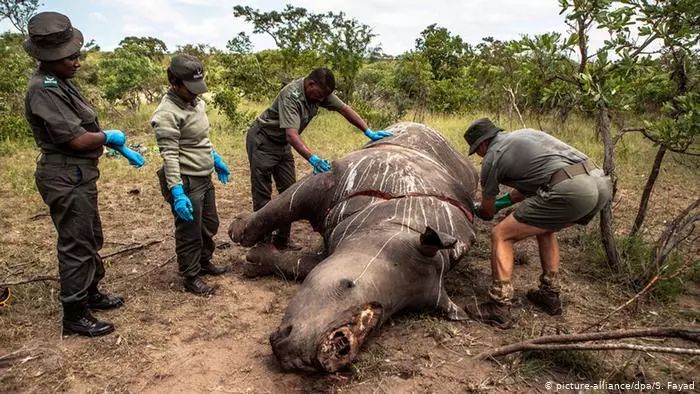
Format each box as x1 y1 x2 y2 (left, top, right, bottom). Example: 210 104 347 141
308 154 331 174
212 150 231 184
102 130 126 147
170 184 194 222
364 128 394 141
115 145 145 168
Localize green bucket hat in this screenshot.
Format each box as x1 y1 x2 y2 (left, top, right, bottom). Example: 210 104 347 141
168 54 208 95
464 118 503 155
23 12 84 62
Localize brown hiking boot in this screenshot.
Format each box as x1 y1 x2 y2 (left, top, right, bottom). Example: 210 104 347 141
526 289 562 315
464 299 514 329
184 277 217 296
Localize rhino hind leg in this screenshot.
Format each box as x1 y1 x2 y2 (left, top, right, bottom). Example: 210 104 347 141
242 243 326 280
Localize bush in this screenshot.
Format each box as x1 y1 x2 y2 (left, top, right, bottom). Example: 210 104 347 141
211 88 255 133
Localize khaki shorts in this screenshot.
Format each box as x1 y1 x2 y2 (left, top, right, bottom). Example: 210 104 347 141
513 169 612 231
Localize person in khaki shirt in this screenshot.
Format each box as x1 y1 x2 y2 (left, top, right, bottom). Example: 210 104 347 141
246 67 393 249
152 54 230 296
23 12 144 338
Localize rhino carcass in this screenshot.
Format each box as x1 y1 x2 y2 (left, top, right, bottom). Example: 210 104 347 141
229 122 478 372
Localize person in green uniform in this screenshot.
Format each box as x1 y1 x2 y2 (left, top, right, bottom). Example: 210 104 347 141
23 12 145 337
152 54 229 296
246 67 393 248
464 118 612 328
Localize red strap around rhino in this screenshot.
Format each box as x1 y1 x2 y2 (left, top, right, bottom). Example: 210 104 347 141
332 190 474 223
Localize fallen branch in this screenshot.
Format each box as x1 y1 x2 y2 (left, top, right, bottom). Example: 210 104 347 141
493 343 700 356
476 327 700 360
102 239 165 260
0 275 58 287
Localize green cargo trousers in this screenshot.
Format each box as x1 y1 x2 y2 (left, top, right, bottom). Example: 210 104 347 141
158 169 219 278
245 123 296 242
35 157 105 303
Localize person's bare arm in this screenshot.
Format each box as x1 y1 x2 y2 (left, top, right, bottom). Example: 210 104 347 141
339 105 369 132
285 128 313 159
479 194 496 220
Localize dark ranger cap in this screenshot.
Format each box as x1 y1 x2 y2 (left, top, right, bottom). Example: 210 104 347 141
169 54 207 95
464 118 503 155
23 12 84 62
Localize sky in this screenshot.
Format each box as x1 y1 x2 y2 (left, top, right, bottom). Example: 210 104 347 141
1 0 606 55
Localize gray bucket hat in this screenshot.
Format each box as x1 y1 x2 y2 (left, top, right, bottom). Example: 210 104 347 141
464 118 503 155
168 54 208 94
23 12 84 62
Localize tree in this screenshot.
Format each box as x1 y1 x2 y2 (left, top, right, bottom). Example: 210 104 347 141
232 4 377 99
0 32 34 148
97 40 164 109
118 36 168 60
560 0 700 271
0 0 41 35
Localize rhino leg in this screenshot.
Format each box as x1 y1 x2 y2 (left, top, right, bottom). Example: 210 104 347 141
229 172 336 247
242 243 326 280
437 289 469 321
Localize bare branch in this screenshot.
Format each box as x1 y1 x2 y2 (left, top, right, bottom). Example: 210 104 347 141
0 275 57 287
101 238 166 260
477 327 700 359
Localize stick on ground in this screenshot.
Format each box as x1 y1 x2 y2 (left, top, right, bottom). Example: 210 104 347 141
476 327 700 360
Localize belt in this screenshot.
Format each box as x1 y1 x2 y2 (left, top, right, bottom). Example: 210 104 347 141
548 159 597 187
38 153 98 166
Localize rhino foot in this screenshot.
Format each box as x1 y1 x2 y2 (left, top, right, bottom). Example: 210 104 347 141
315 302 383 372
228 213 253 245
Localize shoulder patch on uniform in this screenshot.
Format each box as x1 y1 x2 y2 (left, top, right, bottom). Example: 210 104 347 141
43 76 58 88
290 89 301 99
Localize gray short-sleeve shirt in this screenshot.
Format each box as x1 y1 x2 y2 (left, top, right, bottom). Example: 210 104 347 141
255 78 346 145
480 129 588 198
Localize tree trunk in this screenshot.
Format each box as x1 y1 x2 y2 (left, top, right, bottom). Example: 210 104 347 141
597 105 621 271
630 146 667 237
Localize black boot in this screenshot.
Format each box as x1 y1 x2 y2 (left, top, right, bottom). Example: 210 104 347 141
464 299 514 329
526 289 562 315
184 276 217 296
87 286 124 310
62 302 115 337
200 261 227 276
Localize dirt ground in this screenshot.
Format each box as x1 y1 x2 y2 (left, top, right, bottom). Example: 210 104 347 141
1 151 698 393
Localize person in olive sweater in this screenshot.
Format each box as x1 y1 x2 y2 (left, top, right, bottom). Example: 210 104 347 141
152 54 230 296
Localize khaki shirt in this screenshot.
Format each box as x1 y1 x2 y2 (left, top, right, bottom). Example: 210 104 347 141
24 69 102 159
480 129 588 198
255 78 346 145
151 89 214 189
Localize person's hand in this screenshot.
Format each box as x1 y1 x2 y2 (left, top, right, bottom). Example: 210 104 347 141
495 193 513 212
102 130 126 148
170 185 194 222
212 151 231 184
115 145 145 168
364 128 394 141
472 201 491 221
308 154 332 174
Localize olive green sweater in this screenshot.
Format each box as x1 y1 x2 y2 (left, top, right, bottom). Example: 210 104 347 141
151 90 214 189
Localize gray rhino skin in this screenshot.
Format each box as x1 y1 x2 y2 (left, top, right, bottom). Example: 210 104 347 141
229 122 478 373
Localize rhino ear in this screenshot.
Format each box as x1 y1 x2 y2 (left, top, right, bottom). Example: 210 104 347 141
418 226 457 257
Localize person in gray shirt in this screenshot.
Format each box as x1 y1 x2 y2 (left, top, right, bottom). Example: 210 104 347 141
464 118 612 328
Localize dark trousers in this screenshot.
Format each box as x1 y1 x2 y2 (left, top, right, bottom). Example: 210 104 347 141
245 124 296 241
158 169 219 278
35 160 104 304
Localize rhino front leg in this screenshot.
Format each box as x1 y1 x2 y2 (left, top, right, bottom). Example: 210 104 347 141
242 243 326 280
229 172 336 247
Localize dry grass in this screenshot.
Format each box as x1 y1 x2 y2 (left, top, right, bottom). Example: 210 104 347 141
0 103 698 392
